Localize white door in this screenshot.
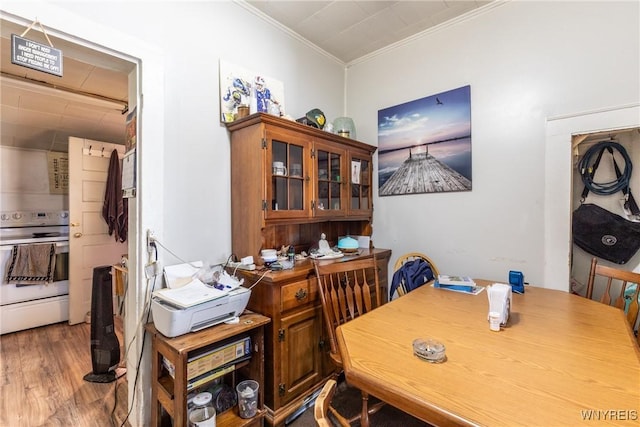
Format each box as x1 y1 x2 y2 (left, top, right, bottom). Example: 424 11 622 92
68 137 127 325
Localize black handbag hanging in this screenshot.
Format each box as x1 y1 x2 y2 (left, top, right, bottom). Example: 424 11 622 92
572 141 640 264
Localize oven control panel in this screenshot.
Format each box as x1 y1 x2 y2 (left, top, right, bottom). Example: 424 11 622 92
0 211 69 227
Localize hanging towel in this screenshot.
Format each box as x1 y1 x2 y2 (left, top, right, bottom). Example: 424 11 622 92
5 243 57 286
102 149 128 242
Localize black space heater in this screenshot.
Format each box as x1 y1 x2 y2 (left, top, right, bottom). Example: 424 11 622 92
83 265 121 383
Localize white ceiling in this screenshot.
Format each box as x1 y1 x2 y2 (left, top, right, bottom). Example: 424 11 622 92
0 18 133 152
0 1 491 152
245 1 492 63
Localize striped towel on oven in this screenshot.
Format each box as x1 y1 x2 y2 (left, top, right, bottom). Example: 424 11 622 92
5 243 56 286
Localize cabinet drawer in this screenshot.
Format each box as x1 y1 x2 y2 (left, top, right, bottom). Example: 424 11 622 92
281 279 318 312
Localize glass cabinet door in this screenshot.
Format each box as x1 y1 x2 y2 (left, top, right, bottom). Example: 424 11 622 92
349 153 372 215
266 130 310 220
315 142 346 217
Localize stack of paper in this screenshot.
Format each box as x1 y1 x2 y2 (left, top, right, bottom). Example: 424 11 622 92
153 278 228 308
163 261 203 289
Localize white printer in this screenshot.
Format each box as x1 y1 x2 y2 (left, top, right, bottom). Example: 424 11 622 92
150 262 252 338
151 287 251 337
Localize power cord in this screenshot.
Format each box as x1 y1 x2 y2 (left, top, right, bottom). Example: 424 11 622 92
578 140 633 196
248 268 270 290
108 241 255 425
151 237 200 268
110 243 159 426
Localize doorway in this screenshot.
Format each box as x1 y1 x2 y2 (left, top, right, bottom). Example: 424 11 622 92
545 104 640 292
0 14 137 319
570 127 640 295
0 9 144 423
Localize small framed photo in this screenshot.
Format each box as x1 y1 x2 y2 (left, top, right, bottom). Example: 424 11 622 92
351 160 361 184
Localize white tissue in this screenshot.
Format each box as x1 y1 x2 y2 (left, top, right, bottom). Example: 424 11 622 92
487 283 512 325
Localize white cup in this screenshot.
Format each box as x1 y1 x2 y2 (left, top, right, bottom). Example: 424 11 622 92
488 311 501 331
291 164 302 176
272 161 287 176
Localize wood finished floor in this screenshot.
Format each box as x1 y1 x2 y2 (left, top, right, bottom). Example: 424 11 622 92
0 320 130 427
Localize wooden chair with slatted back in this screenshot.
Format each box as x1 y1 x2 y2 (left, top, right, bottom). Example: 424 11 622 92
313 255 385 427
314 379 350 427
392 252 440 298
586 257 640 346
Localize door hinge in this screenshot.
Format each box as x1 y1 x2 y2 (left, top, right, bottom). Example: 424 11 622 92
278 329 285 341
279 383 286 396
262 138 267 149
262 200 267 211
311 200 315 210
311 149 315 158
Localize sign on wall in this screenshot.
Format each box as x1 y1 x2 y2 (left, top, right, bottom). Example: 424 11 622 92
11 34 63 77
47 152 69 194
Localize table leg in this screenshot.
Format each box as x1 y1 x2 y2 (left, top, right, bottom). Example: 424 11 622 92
361 392 370 427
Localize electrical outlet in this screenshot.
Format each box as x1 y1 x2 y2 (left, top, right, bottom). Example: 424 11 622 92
147 229 156 252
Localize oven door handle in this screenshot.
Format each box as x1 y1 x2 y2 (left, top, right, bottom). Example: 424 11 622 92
1 242 69 250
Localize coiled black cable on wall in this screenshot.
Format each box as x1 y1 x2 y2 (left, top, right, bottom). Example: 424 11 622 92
578 140 633 196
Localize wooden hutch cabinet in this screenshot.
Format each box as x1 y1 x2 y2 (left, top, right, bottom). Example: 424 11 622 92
226 113 390 426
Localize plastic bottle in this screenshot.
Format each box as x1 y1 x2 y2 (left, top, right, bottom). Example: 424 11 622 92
288 245 295 264
188 392 216 427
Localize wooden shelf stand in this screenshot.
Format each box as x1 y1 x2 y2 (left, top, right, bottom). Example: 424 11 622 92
147 311 271 427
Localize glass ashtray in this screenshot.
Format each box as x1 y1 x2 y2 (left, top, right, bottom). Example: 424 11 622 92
412 338 446 363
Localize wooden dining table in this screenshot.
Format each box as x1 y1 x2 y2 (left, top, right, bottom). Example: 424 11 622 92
336 280 640 426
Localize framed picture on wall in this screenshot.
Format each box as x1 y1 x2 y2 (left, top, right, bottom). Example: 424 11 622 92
219 60 285 123
378 85 472 196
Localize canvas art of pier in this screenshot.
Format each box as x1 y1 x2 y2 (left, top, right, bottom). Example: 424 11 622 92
379 147 471 196
378 85 472 196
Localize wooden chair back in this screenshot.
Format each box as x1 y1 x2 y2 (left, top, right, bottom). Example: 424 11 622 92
586 257 640 346
313 255 381 365
392 252 440 298
314 379 351 427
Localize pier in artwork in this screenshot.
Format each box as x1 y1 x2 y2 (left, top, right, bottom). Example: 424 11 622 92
379 150 471 195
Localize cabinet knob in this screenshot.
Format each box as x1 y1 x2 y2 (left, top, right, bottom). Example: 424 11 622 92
74 232 83 238
295 288 308 301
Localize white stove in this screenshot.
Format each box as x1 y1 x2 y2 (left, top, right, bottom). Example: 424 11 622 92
1 210 70 334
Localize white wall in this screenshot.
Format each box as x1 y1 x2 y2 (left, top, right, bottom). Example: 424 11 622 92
347 1 640 289
46 1 346 266
2 2 344 426
0 146 68 211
